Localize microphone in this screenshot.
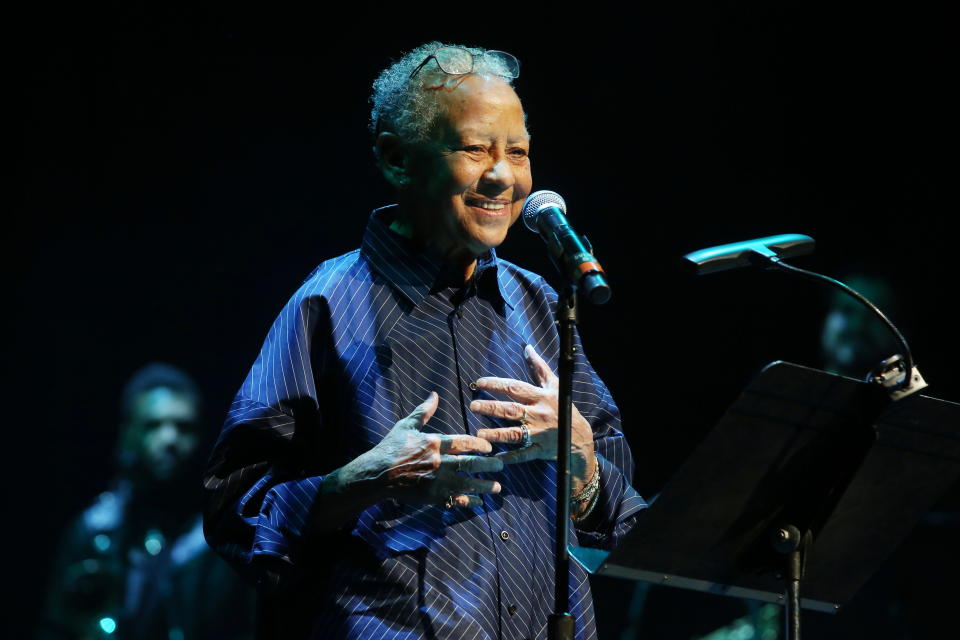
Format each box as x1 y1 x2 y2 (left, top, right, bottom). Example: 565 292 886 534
522 190 611 305
682 234 815 275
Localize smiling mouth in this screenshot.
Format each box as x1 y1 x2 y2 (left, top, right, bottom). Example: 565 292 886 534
465 197 511 211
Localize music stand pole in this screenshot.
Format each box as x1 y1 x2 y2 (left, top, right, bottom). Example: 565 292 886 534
774 524 808 640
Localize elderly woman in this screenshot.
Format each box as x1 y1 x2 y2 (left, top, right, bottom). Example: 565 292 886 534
203 42 645 639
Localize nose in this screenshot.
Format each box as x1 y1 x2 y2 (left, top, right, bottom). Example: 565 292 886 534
156 422 180 447
481 154 514 191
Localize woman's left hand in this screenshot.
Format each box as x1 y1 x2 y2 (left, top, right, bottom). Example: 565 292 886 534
470 345 597 485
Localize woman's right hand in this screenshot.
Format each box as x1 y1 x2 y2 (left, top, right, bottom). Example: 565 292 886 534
340 392 503 509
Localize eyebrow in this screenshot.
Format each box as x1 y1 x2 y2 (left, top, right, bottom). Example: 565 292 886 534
453 128 530 143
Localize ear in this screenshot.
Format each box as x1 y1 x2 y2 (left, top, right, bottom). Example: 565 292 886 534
375 132 411 189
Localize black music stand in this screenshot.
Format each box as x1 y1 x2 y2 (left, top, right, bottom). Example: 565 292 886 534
570 361 960 639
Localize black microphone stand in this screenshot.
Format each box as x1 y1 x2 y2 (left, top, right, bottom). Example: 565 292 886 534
522 190 611 639
548 286 577 640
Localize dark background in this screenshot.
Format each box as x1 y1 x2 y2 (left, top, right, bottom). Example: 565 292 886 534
14 3 957 638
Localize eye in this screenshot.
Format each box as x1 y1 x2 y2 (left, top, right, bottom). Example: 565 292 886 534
461 145 486 154
508 147 529 159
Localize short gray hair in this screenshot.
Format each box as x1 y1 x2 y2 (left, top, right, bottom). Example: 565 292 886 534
370 42 518 143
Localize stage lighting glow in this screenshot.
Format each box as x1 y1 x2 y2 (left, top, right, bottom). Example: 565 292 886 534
99 617 117 634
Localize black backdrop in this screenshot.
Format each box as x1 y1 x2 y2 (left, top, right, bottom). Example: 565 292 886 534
14 4 958 638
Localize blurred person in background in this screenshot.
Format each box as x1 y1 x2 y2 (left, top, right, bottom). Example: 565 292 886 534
819 273 899 379
41 363 255 640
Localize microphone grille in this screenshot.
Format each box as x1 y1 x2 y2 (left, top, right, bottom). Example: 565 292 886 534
522 190 567 232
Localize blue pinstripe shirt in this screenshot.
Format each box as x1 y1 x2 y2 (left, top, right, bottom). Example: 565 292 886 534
204 206 646 639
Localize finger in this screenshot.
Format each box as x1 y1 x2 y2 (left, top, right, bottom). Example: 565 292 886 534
524 344 557 388
495 444 546 465
404 392 439 429
470 399 528 421
446 475 502 495
473 377 542 403
439 434 493 455
476 426 528 445
452 494 484 508
440 454 504 474
442 494 483 509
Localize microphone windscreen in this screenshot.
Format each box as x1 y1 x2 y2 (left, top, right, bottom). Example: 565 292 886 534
522 190 567 232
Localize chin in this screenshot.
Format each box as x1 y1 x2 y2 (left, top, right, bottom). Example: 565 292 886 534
473 224 513 248
469 235 507 255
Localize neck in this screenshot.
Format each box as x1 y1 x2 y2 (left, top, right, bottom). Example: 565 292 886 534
390 206 478 284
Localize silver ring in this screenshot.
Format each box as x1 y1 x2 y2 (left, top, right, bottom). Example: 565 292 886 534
444 495 457 509
519 423 532 448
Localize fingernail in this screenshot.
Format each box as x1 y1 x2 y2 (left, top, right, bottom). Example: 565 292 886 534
469 400 479 411
492 481 502 493
524 345 533 358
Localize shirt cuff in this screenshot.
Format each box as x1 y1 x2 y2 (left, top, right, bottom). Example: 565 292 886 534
245 475 326 567
573 454 648 550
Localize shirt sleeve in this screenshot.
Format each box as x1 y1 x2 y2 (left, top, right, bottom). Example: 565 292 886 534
569 326 648 550
203 290 335 592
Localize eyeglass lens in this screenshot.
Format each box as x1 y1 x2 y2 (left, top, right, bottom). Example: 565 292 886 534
433 47 519 79
434 48 474 75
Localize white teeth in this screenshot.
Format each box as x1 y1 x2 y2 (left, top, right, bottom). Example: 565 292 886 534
472 201 506 210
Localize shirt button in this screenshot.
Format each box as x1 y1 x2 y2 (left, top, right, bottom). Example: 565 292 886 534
499 530 510 541
507 605 518 616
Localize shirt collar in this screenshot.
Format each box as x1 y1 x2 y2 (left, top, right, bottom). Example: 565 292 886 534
360 205 515 310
